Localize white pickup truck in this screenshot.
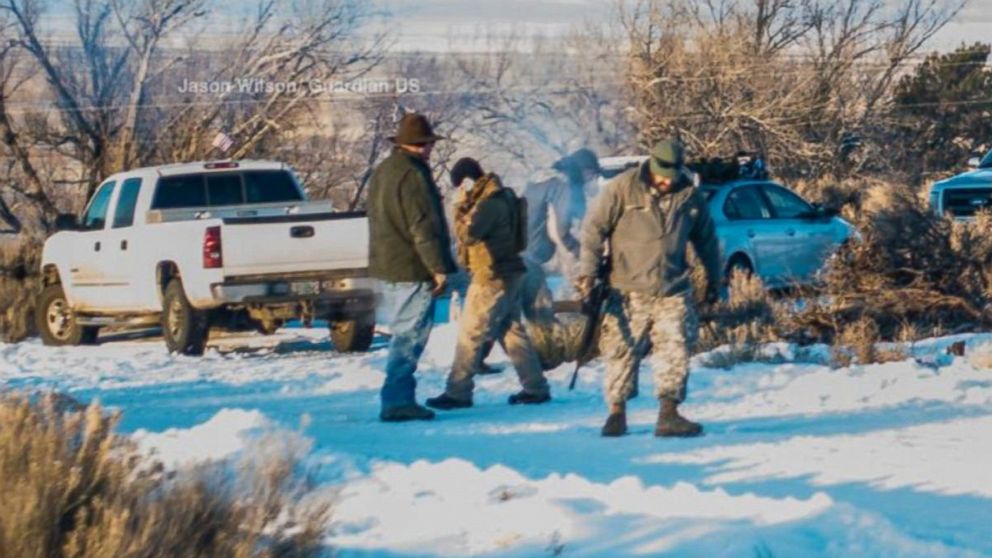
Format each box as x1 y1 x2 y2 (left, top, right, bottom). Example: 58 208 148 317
36 160 376 356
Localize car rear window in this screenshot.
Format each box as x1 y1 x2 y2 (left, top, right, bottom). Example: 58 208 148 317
152 170 303 209
245 170 303 204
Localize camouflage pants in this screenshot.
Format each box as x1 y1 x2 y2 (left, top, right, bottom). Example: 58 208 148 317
446 274 549 401
598 290 699 405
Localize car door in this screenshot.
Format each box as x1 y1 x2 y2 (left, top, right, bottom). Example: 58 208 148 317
67 180 117 310
99 177 144 310
759 183 834 283
721 184 778 283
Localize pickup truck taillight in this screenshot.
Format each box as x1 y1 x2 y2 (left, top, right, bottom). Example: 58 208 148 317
203 226 223 268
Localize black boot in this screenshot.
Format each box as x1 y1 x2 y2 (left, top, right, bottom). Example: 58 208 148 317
508 391 551 405
601 403 627 437
654 398 702 437
380 404 435 422
425 393 473 410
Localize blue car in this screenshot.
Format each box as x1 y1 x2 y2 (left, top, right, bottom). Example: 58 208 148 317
599 157 856 288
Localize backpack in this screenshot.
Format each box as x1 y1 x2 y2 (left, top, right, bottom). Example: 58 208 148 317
503 188 529 253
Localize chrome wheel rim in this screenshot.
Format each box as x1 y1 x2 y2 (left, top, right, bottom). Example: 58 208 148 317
46 298 73 341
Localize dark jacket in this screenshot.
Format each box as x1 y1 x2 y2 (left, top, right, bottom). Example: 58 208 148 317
455 173 527 281
367 149 457 282
579 163 721 297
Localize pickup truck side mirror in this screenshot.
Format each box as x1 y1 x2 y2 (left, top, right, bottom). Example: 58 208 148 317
54 213 78 231
968 157 981 169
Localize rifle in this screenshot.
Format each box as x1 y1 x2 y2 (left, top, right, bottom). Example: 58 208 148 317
568 251 611 390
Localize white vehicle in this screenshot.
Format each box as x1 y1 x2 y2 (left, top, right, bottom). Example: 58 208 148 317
37 160 375 355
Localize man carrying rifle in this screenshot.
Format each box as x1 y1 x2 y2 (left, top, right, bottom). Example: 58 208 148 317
576 139 721 438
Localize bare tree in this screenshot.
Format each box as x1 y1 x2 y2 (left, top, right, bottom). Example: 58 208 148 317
619 0 965 178
0 0 387 232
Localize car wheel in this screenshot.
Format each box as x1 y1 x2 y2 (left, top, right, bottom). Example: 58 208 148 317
330 313 375 352
35 284 100 346
161 279 209 356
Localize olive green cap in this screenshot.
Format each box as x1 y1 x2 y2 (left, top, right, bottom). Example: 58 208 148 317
649 139 685 180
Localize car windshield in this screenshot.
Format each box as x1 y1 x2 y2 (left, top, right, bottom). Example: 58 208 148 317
981 149 992 169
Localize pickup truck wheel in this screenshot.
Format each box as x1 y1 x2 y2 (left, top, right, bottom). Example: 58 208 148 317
36 284 100 346
162 280 209 356
330 314 375 352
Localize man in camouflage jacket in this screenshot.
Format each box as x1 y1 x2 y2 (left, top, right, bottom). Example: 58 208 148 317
577 139 721 437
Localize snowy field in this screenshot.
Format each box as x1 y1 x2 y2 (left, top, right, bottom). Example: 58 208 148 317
2 324 992 557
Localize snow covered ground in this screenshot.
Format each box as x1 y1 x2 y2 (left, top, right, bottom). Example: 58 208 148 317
3 324 992 557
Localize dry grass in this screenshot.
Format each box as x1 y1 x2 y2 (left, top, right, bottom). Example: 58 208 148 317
697 270 785 353
1 277 39 343
0 236 42 277
0 392 331 558
0 237 42 343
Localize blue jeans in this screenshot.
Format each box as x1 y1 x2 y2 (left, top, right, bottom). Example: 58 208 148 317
380 281 436 409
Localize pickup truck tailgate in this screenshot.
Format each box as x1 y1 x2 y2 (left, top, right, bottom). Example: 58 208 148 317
221 212 368 276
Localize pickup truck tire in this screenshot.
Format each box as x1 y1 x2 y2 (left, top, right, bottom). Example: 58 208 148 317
330 314 375 352
162 279 209 356
36 284 100 346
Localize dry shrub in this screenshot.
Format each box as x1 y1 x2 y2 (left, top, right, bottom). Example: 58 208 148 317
0 236 42 277
792 180 992 343
0 392 330 558
697 271 786 365
0 237 42 343
1 277 39 343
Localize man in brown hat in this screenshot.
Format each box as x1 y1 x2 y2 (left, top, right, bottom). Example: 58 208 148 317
367 113 457 422
577 139 721 438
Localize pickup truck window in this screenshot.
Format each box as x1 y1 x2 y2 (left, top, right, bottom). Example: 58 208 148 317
81 181 116 231
154 174 207 208
206 174 243 206
112 178 143 228
245 170 304 204
152 170 303 209
981 150 992 169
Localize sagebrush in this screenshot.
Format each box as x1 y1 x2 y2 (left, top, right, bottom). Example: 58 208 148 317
0 392 331 558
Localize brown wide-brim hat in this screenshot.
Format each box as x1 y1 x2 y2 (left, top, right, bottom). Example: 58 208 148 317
388 113 446 145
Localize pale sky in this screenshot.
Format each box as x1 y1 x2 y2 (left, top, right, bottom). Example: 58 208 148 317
380 0 992 52
34 0 992 53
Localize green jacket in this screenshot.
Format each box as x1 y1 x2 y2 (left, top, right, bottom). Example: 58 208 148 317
579 162 721 297
367 149 456 283
455 173 527 281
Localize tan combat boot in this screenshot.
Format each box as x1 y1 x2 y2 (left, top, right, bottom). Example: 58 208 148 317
601 402 627 437
654 398 703 437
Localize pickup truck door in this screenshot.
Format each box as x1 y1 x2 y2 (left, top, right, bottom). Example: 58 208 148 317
98 177 144 310
67 180 117 311
759 183 834 283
